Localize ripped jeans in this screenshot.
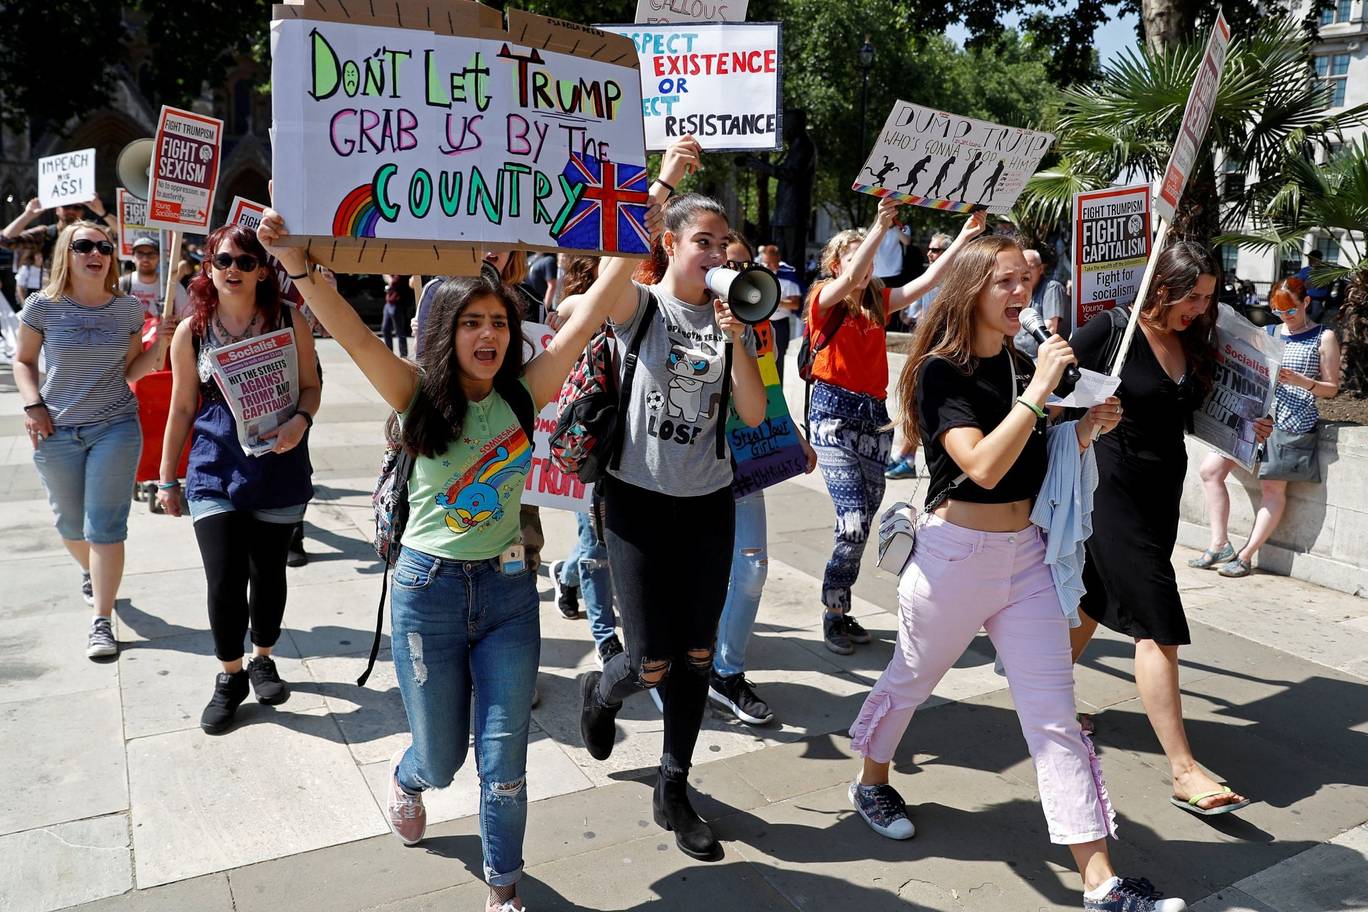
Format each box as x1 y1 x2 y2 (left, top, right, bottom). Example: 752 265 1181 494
808 381 893 613
714 491 768 677
597 474 734 780
389 546 540 887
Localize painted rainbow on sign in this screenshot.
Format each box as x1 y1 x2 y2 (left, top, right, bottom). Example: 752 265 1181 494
850 183 980 214
332 183 382 238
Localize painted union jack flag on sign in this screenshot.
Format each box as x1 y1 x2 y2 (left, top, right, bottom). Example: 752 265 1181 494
552 153 651 255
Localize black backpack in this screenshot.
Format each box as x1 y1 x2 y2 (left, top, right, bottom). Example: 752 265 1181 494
356 377 536 687
797 303 846 422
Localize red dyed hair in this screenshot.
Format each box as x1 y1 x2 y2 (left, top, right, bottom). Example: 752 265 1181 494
1269 276 1307 311
189 224 282 334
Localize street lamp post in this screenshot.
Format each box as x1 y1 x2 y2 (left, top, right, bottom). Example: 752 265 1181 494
857 38 875 223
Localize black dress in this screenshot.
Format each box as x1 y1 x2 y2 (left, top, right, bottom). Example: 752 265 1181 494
1071 315 1204 645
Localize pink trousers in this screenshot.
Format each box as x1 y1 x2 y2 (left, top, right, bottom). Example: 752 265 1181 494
850 515 1116 845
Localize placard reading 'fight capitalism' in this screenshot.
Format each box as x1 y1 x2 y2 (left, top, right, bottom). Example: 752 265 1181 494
599 22 782 152
1073 184 1152 330
270 12 650 265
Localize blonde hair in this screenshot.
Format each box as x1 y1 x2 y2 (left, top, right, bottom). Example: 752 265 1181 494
895 235 1023 444
815 228 885 325
42 221 119 301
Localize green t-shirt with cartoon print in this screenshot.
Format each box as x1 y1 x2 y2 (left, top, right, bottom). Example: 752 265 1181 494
400 378 533 561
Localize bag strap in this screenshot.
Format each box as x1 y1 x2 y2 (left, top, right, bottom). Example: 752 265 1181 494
609 291 661 471
803 303 847 424
358 441 414 688
717 340 733 459
497 376 537 446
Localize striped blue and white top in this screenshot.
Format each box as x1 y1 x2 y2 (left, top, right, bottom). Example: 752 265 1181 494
1273 325 1324 435
20 292 144 427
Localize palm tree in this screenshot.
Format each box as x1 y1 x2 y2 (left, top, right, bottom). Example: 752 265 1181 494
1015 16 1368 245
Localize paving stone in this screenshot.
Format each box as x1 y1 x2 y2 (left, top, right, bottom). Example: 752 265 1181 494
0 688 127 836
127 707 387 887
0 595 121 707
58 874 234 912
1190 888 1281 912
0 814 132 912
1232 824 1368 912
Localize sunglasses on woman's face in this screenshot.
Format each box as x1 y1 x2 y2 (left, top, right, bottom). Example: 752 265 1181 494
71 239 114 256
211 253 261 272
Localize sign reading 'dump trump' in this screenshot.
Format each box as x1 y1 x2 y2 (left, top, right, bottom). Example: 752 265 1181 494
853 101 1053 214
599 22 782 152
270 0 649 274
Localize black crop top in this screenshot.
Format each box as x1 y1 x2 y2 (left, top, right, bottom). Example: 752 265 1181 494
916 349 1047 505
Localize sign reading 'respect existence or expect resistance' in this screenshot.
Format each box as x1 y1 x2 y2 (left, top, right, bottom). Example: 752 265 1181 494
853 101 1054 214
269 1 650 275
144 105 224 233
635 0 748 24
37 149 96 210
1072 183 1152 330
599 22 782 152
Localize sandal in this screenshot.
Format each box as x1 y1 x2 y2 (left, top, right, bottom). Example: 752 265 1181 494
1077 712 1095 735
1170 786 1252 816
1218 558 1252 578
1188 543 1235 569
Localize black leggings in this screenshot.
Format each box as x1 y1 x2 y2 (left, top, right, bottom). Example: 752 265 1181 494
596 475 734 780
193 512 296 662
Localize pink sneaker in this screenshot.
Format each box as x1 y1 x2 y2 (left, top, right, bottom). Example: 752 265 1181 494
387 748 426 845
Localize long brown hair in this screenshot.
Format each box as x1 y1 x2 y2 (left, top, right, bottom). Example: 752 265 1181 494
810 228 887 327
1138 239 1219 401
895 235 1024 444
42 221 119 300
634 193 728 285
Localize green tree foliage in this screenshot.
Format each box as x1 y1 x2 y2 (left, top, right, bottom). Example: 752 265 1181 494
0 2 126 133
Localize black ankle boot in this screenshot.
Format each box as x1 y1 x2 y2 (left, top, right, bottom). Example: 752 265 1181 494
579 671 620 761
653 775 721 861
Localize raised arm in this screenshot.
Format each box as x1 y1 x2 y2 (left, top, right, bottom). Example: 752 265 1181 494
258 210 419 412
886 210 986 313
813 197 896 315
3 198 43 242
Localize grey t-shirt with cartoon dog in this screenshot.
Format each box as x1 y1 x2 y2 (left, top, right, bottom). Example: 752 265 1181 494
608 282 756 497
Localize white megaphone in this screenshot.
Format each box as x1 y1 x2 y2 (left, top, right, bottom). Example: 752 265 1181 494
705 261 780 325
116 139 156 200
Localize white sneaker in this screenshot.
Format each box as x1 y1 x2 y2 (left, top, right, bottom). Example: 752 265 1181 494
848 779 915 840
86 617 117 659
386 749 426 845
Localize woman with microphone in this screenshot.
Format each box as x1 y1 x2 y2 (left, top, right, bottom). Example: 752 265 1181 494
578 137 768 861
847 233 1184 912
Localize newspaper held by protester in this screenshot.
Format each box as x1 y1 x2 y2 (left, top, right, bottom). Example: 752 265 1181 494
207 328 300 457
1192 303 1283 470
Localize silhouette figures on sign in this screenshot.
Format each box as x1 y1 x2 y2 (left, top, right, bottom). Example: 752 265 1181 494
946 152 985 200
979 159 1007 204
899 155 933 194
925 155 957 198
864 155 900 185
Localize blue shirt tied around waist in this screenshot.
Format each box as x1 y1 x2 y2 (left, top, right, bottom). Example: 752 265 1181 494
1029 420 1099 628
186 313 314 512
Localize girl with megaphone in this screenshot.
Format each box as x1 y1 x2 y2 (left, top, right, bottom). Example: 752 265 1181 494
575 136 768 863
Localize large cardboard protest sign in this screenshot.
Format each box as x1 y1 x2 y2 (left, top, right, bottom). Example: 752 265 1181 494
269 1 650 276
1193 304 1283 470
38 149 96 210
635 0 748 23
600 22 781 152
207 328 301 457
1073 184 1152 329
145 106 224 233
116 188 153 259
519 321 593 512
727 320 805 498
1156 11 1231 223
853 102 1054 214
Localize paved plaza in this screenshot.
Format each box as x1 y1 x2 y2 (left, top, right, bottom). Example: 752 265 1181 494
2 342 1366 912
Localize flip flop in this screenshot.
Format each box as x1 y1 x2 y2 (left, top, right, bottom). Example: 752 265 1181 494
1169 786 1252 816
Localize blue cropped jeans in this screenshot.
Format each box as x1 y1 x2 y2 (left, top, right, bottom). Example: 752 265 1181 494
714 491 768 677
389 546 540 887
558 511 616 646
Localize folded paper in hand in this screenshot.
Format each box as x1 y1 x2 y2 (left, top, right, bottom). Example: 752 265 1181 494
877 501 919 575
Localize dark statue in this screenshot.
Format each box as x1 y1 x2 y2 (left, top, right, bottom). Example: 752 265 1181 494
738 109 816 264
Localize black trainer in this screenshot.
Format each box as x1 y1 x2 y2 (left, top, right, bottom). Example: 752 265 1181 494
286 523 308 568
247 655 289 705
201 670 250 734
579 671 620 761
596 634 624 669
550 560 580 619
841 614 872 644
823 612 854 655
708 671 774 725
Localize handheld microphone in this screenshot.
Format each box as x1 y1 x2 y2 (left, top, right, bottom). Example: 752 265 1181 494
1020 307 1081 387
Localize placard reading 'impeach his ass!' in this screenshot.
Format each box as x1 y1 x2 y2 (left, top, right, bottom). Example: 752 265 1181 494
598 22 782 152
853 101 1054 214
270 3 649 274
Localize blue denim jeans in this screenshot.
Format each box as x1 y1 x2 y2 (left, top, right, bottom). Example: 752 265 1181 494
558 511 616 645
714 491 768 677
32 415 141 543
389 546 540 887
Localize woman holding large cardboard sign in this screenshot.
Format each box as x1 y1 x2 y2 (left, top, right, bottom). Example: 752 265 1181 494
804 198 984 655
156 224 320 735
1068 241 1270 819
847 234 1185 912
16 220 176 659
257 167 667 909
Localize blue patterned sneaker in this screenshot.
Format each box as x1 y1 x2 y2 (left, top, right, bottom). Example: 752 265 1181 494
884 457 917 480
848 779 915 840
1083 876 1186 911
